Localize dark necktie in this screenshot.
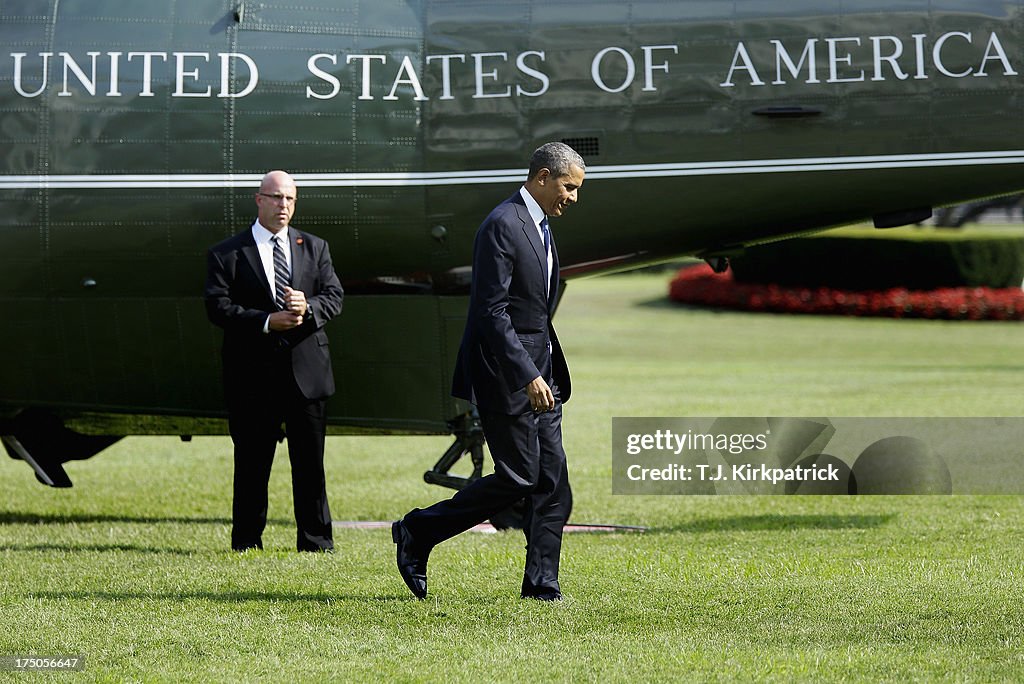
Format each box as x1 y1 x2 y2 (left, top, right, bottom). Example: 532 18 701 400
272 235 290 311
540 217 552 294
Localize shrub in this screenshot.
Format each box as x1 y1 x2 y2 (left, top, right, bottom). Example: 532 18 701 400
669 264 1024 320
728 229 1024 290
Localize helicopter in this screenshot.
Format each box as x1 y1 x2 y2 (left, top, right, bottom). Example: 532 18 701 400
2 0 1022 490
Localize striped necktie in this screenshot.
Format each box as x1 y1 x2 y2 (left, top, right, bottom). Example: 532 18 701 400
272 235 290 311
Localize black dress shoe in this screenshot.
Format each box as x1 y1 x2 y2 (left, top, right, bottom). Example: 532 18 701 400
232 542 262 552
392 520 428 599
521 590 562 602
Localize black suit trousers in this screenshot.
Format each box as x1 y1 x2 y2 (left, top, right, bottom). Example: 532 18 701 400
405 404 572 594
228 355 332 552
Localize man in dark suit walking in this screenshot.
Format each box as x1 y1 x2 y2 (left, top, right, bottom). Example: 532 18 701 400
393 142 585 600
205 170 343 552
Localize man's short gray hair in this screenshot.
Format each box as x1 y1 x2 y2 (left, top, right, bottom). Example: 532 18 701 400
528 142 586 179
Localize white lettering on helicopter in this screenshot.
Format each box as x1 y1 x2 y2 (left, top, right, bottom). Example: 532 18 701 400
721 31 1017 86
10 51 258 98
6 31 1017 101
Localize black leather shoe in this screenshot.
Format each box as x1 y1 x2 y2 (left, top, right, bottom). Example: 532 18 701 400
521 590 562 602
232 541 262 552
392 520 428 599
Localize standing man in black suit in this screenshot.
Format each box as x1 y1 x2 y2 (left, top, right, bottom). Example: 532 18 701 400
205 170 343 552
393 142 585 600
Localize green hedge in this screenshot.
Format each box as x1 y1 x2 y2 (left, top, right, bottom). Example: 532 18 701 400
729 227 1024 290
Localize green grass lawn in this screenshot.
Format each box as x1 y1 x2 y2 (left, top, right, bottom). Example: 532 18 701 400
1 272 1022 682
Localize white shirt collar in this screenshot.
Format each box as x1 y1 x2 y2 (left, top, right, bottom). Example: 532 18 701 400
252 219 289 244
519 186 546 229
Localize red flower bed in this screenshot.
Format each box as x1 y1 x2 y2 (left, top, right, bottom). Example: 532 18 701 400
669 264 1024 320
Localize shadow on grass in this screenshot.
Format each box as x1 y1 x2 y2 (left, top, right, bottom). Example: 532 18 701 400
634 296 682 311
28 590 409 604
0 511 292 526
0 543 202 555
653 513 895 534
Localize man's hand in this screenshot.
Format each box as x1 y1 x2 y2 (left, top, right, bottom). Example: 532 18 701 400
268 310 304 331
526 376 554 412
283 286 308 316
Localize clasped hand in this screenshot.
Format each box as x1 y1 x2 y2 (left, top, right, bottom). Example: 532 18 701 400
269 287 308 331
